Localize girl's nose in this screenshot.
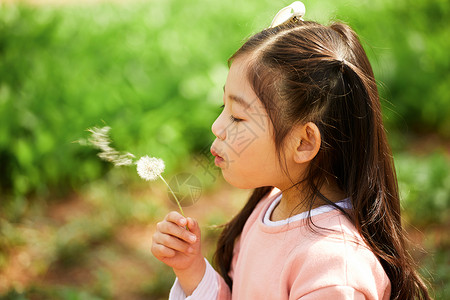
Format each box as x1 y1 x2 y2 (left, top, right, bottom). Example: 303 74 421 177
211 113 226 140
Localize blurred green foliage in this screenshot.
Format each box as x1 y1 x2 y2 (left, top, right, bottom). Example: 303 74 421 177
0 1 235 203
1 288 103 300
397 152 450 226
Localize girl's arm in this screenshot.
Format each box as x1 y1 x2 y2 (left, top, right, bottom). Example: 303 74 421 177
169 259 219 299
151 212 206 295
169 258 233 300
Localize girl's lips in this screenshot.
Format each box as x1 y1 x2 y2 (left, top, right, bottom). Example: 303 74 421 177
210 146 220 158
214 156 224 166
210 146 225 166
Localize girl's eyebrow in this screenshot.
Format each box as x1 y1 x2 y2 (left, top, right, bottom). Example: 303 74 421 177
223 85 251 109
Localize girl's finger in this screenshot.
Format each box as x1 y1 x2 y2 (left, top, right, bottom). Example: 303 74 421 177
165 211 187 227
186 217 201 239
157 232 193 253
151 242 176 258
156 220 197 244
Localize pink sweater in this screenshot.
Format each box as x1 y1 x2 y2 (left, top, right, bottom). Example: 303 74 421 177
216 189 391 299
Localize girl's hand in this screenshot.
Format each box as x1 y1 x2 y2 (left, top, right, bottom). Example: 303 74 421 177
151 211 205 295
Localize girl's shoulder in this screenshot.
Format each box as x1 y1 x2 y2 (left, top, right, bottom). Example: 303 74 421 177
286 213 391 298
236 189 390 298
293 211 377 266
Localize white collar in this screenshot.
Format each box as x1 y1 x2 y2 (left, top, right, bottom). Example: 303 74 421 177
263 194 352 227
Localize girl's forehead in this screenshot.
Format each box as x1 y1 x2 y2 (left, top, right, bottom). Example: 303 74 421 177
227 58 249 82
226 57 256 98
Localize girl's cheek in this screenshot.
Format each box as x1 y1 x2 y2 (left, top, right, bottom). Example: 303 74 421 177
225 124 259 157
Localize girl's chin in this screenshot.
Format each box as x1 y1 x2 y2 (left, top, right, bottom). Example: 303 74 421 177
221 171 257 190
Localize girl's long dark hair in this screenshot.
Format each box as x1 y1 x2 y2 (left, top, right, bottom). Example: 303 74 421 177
213 21 430 299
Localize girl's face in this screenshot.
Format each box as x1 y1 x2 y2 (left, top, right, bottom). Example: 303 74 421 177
210 56 291 189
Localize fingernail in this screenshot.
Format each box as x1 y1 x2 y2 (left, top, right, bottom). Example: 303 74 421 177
188 247 194 253
180 218 186 226
189 235 197 243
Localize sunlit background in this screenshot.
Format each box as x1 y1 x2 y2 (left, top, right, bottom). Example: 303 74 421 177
0 0 449 299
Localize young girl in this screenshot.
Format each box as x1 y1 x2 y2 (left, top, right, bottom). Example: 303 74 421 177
151 2 431 299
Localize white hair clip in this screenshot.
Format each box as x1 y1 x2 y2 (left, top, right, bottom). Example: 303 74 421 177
270 1 306 28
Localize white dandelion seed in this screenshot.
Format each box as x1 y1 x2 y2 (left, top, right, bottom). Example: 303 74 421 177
85 126 135 166
80 125 186 217
136 156 165 181
136 155 185 216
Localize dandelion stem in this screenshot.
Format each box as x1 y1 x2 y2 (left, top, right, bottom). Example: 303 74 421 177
159 174 185 217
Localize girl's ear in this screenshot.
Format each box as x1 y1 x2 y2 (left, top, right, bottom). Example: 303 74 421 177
292 122 321 164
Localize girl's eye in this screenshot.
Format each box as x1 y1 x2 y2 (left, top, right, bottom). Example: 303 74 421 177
220 104 243 123
230 115 243 123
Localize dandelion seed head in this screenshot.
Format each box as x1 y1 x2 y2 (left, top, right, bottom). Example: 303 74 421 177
136 156 165 181
80 125 184 214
